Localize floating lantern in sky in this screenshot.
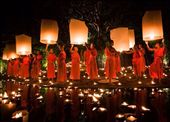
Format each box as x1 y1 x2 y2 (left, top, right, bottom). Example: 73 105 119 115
16 34 32 55
110 27 129 52
128 29 135 48
3 44 18 60
69 19 88 45
40 19 59 44
2 48 9 60
142 10 163 41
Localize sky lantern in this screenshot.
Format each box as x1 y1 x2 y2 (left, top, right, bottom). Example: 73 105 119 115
6 44 18 59
16 34 32 55
69 19 88 45
142 10 163 41
128 29 135 48
40 19 59 44
110 27 129 52
2 44 18 60
2 48 9 60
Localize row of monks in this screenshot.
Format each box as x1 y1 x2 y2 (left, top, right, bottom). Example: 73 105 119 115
6 40 166 82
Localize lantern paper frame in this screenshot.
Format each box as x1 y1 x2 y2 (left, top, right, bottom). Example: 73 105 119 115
142 10 163 41
110 27 129 52
69 19 88 45
3 44 18 60
40 19 59 44
128 29 135 48
16 34 32 55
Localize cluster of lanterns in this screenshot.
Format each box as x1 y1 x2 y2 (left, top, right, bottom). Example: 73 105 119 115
2 10 164 60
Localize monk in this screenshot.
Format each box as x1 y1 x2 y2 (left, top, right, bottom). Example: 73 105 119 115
13 58 20 77
57 45 67 82
84 43 91 76
146 41 166 82
47 48 57 80
88 43 98 80
7 60 13 76
124 45 140 77
105 41 119 82
36 51 42 75
22 55 30 78
31 54 38 80
70 45 80 80
138 44 146 77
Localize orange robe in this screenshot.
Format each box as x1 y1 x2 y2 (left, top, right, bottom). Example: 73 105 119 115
89 48 98 79
13 59 20 77
22 56 30 78
149 47 165 79
115 54 121 73
139 48 146 76
84 49 91 75
47 53 56 79
70 51 80 80
132 51 140 76
36 54 42 75
7 61 13 76
104 47 116 79
57 51 67 82
31 57 38 79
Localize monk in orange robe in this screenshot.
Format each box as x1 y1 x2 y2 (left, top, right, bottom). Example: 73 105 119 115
13 58 20 77
105 41 119 82
124 45 140 77
47 48 57 80
84 44 91 76
31 54 38 79
57 45 67 82
89 43 98 80
146 41 166 81
36 51 42 75
7 60 13 76
70 45 80 80
22 55 30 78
138 44 146 77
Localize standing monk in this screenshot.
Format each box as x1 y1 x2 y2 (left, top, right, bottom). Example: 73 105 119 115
89 43 98 80
105 41 119 82
57 44 67 82
146 41 166 82
138 44 146 77
84 43 91 76
22 55 30 78
47 48 57 80
13 58 20 77
36 51 42 76
70 45 80 80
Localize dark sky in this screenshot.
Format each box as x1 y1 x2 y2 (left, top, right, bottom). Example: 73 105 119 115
0 0 169 56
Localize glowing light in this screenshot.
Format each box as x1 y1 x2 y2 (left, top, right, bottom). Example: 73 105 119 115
121 101 128 106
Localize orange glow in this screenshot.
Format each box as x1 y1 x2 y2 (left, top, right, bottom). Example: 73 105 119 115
16 34 32 55
3 44 18 60
40 19 59 44
110 27 129 52
142 10 163 41
69 19 88 45
128 29 135 48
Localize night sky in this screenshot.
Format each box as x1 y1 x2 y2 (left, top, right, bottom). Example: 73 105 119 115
0 0 170 56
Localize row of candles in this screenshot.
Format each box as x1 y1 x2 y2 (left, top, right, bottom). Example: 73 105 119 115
0 77 168 122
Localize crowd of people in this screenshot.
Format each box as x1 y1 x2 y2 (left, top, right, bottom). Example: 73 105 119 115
6 40 166 83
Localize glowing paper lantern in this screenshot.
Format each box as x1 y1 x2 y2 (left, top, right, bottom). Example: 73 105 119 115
2 48 9 60
16 34 32 55
142 10 163 41
40 19 59 44
2 44 18 60
110 27 129 52
69 19 88 45
128 29 135 48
